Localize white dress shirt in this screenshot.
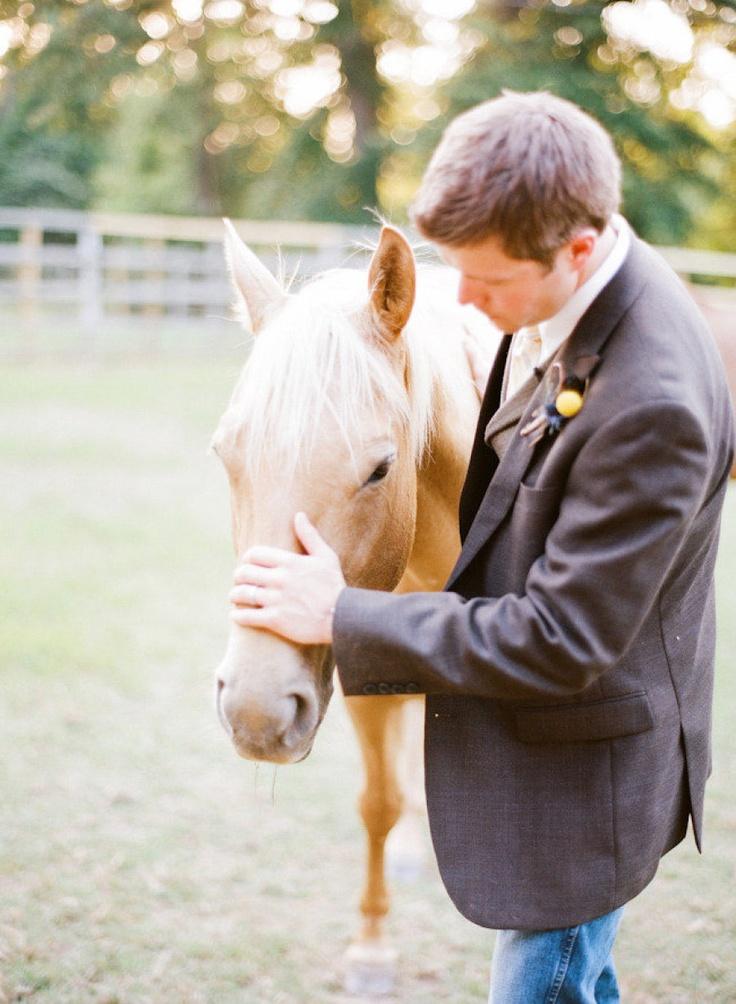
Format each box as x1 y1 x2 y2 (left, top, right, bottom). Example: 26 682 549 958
503 216 631 402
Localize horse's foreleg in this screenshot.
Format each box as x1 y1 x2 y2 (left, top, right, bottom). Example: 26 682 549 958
345 693 405 937
342 692 406 994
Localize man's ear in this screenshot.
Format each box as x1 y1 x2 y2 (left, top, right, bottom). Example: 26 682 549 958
223 218 287 334
368 226 416 341
567 229 599 272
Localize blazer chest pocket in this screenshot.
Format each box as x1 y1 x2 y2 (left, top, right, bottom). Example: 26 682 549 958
512 692 654 744
504 482 561 582
515 480 560 509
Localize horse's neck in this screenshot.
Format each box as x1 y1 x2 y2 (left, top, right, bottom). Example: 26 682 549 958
397 337 481 594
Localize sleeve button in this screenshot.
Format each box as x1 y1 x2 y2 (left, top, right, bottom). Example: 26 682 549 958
377 683 392 694
363 683 378 695
406 683 420 694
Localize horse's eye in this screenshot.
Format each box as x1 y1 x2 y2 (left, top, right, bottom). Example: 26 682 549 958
364 454 395 486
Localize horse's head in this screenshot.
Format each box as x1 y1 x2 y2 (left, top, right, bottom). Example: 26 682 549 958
212 224 432 763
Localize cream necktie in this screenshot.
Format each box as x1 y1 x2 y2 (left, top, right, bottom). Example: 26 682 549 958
505 325 543 401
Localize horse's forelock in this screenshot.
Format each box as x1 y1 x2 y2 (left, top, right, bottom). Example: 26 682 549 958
228 267 469 483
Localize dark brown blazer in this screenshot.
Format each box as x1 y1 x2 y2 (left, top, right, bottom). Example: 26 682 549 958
334 235 735 930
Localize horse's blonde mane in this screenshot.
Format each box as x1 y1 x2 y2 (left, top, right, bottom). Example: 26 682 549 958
222 265 474 481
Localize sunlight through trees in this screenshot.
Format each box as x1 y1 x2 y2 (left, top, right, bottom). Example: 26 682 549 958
0 1 733 245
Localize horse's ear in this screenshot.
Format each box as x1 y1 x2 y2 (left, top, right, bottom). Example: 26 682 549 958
223 218 287 334
368 226 416 341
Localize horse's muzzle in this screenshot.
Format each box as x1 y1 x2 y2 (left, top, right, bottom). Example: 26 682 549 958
216 673 319 764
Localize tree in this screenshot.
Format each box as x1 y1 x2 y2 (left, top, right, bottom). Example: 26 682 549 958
0 0 442 219
0 1 144 207
0 0 734 246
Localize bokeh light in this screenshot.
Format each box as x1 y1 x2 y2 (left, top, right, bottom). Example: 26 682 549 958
275 47 341 117
603 0 694 64
204 1 245 24
136 40 165 66
173 0 204 22
140 12 172 40
302 2 338 25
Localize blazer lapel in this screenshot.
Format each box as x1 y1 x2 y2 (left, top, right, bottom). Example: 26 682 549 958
485 376 533 439
447 235 652 590
485 366 547 460
448 361 559 587
458 333 512 539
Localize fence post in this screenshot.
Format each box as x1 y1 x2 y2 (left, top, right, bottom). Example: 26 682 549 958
18 221 42 339
78 221 104 348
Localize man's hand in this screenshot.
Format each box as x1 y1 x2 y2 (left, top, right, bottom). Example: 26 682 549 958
229 512 346 645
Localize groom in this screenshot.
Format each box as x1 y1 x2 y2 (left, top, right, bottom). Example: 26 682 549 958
230 92 734 1000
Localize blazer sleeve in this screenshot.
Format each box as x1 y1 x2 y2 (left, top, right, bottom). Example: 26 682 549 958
333 399 713 700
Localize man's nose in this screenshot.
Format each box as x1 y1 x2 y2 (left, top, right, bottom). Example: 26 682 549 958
458 276 485 310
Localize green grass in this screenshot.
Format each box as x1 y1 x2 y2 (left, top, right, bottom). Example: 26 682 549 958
0 357 734 1003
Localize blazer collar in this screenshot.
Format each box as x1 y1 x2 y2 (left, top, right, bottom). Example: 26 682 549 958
447 234 651 590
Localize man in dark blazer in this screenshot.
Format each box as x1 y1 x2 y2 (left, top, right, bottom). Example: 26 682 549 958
230 92 734 1000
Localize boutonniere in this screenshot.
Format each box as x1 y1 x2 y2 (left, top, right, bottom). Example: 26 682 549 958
521 354 600 445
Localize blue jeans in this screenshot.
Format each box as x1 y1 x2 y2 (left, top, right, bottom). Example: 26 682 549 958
488 907 624 1003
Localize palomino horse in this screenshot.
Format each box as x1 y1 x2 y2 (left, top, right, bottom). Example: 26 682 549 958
212 223 494 991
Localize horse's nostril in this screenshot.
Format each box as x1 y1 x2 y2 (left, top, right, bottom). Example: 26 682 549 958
216 678 234 738
293 691 306 719
289 689 317 739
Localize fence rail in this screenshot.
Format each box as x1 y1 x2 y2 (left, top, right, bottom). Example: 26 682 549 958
1 207 735 337
0 207 377 334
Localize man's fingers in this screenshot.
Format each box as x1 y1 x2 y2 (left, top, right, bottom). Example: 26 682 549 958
229 585 280 608
233 563 282 587
240 519 333 566
294 511 331 557
241 545 294 568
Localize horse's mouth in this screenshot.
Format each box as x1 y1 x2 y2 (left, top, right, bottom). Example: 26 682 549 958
231 735 315 765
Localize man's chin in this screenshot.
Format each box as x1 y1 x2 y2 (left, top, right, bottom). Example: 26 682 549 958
486 313 517 331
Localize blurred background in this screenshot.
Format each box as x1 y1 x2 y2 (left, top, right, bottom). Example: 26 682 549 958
2 0 736 230
0 0 735 348
1 0 736 347
1 2 735 1002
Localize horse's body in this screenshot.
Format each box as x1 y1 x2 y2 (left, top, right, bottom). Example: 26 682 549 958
212 225 497 990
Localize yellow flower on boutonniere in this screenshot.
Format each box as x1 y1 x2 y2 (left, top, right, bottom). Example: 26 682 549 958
521 355 600 445
556 386 584 417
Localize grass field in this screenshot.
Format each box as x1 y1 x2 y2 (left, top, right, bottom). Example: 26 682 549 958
1 356 734 1004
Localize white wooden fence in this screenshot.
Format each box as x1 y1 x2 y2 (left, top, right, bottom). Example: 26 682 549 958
1 206 734 340
0 207 376 335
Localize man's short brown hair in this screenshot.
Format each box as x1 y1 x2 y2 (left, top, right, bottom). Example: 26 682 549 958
411 91 621 266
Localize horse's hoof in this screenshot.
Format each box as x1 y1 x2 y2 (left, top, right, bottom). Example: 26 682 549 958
342 940 398 996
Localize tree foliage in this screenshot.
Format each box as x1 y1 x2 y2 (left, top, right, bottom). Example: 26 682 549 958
0 2 143 206
0 0 410 218
0 0 733 246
